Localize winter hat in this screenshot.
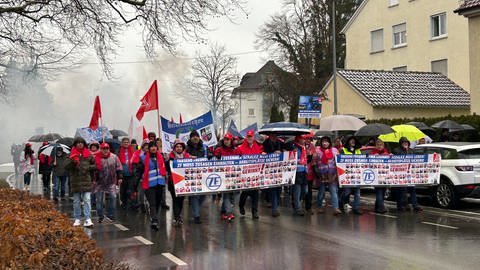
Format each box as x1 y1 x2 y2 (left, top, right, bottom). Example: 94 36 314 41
173 139 186 151
147 132 156 139
142 139 150 146
190 130 200 138
88 140 99 149
73 137 87 147
25 143 32 147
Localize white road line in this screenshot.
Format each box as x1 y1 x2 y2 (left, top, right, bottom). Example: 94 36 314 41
134 236 153 245
162 253 187 266
421 222 459 230
449 210 480 216
114 224 129 231
370 212 398 219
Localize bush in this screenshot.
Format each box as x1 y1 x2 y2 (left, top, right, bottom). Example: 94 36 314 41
0 189 128 270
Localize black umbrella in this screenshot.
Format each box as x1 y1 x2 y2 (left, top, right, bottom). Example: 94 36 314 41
431 120 463 130
406 122 435 132
28 133 62 142
450 124 476 132
57 137 74 147
109 129 128 137
259 122 310 136
101 138 121 153
39 143 71 156
354 123 395 137
28 134 43 142
314 130 334 139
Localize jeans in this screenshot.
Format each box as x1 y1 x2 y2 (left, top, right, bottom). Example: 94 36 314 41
221 193 234 215
24 172 32 186
293 172 308 211
41 172 51 190
317 182 339 209
239 190 259 214
96 191 116 220
375 187 386 211
53 176 67 198
340 187 361 210
269 187 281 212
73 192 91 220
145 185 165 222
190 195 206 218
305 181 313 211
397 187 419 208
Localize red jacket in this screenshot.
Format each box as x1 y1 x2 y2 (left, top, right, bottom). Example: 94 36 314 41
214 146 239 157
237 140 263 155
370 148 391 155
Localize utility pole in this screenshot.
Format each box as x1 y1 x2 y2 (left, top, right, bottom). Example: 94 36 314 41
332 0 338 115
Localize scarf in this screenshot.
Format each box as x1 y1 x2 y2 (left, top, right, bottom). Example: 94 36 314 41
295 143 307 165
70 147 91 162
95 151 111 171
170 150 189 160
142 152 167 190
119 146 134 164
320 147 334 165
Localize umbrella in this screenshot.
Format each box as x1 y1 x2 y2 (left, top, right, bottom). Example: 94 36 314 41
28 133 62 142
354 123 395 137
406 121 434 132
450 124 476 132
378 125 426 142
56 137 74 147
38 143 71 156
101 138 121 152
319 115 366 131
28 134 43 142
431 120 463 130
109 129 128 137
314 130 334 138
259 122 310 136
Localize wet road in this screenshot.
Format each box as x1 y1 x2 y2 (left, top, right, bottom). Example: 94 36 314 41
8 174 480 270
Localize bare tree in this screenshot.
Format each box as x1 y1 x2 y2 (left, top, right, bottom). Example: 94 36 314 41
178 44 239 133
0 0 246 97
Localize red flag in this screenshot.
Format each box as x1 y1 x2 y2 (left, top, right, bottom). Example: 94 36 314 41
179 114 183 124
136 80 159 121
170 116 174 123
89 96 102 130
142 126 148 140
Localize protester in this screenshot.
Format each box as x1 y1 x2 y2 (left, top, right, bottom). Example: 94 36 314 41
370 138 390 214
186 130 209 224
131 139 151 212
155 137 170 211
305 134 316 215
39 141 53 192
136 141 167 230
167 139 190 226
262 132 284 217
292 135 308 216
214 133 240 221
52 148 68 202
238 130 264 219
313 136 341 215
89 141 100 155
118 137 135 209
19 143 36 191
66 137 96 227
392 137 423 212
333 137 343 152
131 139 138 151
339 136 363 215
148 132 156 142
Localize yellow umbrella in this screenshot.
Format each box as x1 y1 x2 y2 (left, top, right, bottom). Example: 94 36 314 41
378 124 426 142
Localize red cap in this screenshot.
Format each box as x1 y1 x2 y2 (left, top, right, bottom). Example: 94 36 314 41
100 143 110 149
246 130 255 137
26 143 32 147
224 133 233 140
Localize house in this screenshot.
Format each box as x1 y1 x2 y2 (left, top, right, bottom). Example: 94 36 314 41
455 0 480 114
321 69 470 120
341 0 471 101
231 61 285 130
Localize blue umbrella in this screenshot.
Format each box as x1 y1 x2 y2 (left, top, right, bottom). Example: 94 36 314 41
259 122 310 136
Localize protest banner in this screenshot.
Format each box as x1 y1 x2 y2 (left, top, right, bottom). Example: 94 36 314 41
170 151 298 196
75 127 112 144
336 154 441 187
161 111 218 153
298 95 322 119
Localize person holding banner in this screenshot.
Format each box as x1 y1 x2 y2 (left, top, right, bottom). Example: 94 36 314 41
339 136 363 215
313 136 341 215
263 133 284 217
370 138 390 214
292 135 308 216
136 141 167 230
392 137 423 213
238 130 264 219
214 133 240 221
167 139 190 227
186 130 210 224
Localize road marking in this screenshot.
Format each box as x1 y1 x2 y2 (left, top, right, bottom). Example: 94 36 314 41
162 253 187 266
134 236 153 245
421 222 459 230
449 209 480 216
114 224 129 231
370 212 398 219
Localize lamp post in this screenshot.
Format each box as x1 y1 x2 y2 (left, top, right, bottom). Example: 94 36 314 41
332 0 338 115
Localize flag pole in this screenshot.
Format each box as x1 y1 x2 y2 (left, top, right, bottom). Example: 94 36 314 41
156 80 162 144
101 116 105 142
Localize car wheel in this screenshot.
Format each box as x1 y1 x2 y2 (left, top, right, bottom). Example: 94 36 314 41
434 179 458 209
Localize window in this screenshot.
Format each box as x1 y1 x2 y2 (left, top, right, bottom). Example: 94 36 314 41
393 66 407 72
392 23 407 47
431 13 447 38
248 108 255 116
458 148 480 159
371 29 384 53
431 59 448 76
389 0 399 6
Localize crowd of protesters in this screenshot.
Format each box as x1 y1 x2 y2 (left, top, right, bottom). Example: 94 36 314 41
15 130 429 230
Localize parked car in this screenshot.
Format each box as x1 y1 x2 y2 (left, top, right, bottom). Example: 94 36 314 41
413 142 480 208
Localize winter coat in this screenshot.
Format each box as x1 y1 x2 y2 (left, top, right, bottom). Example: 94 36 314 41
186 139 208 158
65 153 96 194
262 138 284 154
38 154 53 174
214 145 240 158
19 151 36 175
370 148 391 155
94 153 123 193
237 140 263 155
53 153 68 177
312 147 339 183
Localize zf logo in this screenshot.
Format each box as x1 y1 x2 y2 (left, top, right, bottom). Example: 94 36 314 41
362 169 375 184
206 174 222 190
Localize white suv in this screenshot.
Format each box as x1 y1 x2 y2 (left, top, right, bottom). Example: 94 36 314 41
414 142 480 208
